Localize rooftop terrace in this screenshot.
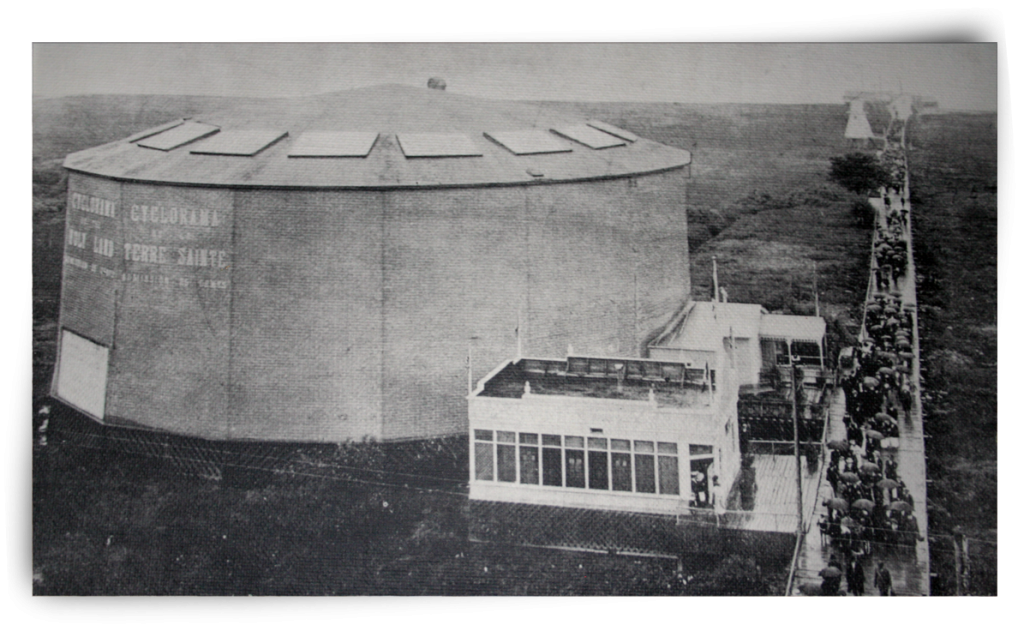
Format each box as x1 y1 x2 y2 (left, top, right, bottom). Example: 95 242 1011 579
476 356 717 408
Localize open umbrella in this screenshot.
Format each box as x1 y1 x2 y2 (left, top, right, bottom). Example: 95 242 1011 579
899 350 914 359
865 429 884 440
799 583 823 596
866 304 882 313
875 413 896 423
825 498 849 511
897 365 912 374
840 516 858 528
860 462 881 474
878 367 895 376
819 566 843 578
881 437 900 450
840 472 860 483
888 501 912 512
852 499 875 511
877 478 899 490
862 377 879 388
827 439 849 451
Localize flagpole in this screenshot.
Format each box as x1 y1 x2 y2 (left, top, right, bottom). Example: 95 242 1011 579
516 308 522 360
789 338 803 534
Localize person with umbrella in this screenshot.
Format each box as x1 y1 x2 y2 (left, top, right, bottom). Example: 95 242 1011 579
865 428 883 453
877 477 899 504
828 553 843 569
825 497 848 523
820 565 843 596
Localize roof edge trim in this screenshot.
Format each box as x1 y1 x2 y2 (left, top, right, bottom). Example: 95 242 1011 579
62 159 692 191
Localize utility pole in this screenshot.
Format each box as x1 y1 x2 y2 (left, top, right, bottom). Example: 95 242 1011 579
468 336 481 396
953 527 970 595
712 256 720 303
813 261 820 318
789 338 803 534
516 308 523 360
634 269 640 355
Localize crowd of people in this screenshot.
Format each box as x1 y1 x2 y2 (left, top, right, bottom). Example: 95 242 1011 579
814 156 924 595
872 192 909 293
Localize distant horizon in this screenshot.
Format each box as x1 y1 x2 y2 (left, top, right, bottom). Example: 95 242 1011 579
31 88 995 114
32 44 997 112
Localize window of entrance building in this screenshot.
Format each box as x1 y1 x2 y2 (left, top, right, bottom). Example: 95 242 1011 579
611 439 632 492
587 437 609 489
519 433 539 484
657 442 679 495
542 434 563 486
565 436 585 487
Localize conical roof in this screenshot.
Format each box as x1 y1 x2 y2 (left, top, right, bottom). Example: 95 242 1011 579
64 84 691 188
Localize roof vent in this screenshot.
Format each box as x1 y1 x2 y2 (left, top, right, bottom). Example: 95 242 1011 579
427 77 447 91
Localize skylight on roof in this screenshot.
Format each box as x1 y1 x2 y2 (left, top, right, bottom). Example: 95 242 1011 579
551 125 627 150
126 119 186 143
484 130 572 156
190 130 288 156
586 120 639 143
397 133 483 158
288 132 379 158
136 122 220 151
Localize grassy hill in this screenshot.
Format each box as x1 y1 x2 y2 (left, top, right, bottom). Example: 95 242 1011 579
906 111 997 595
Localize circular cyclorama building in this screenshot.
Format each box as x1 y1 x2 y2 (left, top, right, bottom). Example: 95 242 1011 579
53 84 692 443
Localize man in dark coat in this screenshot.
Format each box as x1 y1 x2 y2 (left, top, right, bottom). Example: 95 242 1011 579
827 462 840 495
847 558 866 596
874 562 893 596
884 456 898 480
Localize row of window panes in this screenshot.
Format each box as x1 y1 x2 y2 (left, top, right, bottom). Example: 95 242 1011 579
473 430 679 495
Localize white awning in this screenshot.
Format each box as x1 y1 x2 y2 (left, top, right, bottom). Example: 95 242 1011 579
759 314 826 342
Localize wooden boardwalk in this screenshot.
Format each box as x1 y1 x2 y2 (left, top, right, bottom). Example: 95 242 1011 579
722 452 821 534
790 134 930 596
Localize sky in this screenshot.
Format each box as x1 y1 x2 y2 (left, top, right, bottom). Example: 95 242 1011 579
32 43 997 111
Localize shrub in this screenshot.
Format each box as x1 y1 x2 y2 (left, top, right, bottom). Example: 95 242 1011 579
850 198 875 228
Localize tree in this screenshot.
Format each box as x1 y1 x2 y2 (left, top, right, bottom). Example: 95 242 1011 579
828 152 889 195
